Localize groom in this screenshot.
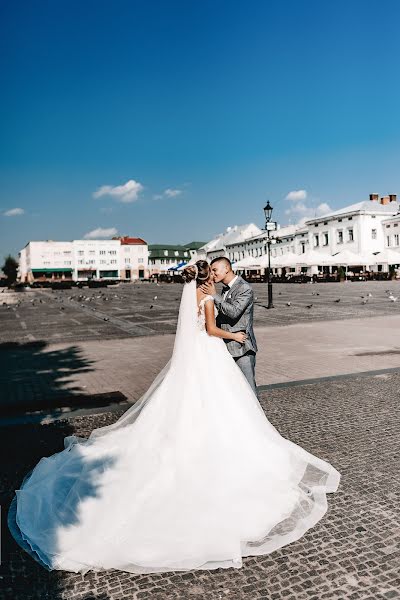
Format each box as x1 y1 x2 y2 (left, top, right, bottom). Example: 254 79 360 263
200 256 258 397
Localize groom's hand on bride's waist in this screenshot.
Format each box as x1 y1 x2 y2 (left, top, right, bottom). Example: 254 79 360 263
200 281 216 295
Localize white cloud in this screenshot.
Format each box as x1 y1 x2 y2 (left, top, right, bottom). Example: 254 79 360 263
285 190 307 202
93 179 144 203
84 227 118 239
164 188 182 198
153 188 183 200
315 202 331 216
4 207 25 216
285 201 332 221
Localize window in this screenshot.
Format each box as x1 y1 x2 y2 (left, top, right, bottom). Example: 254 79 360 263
184 251 188 256
88 259 95 264
348 217 353 221
387 235 391 247
386 224 391 228
323 232 329 246
125 258 130 264
164 250 168 256
64 261 72 265
138 258 144 263
371 229 377 240
110 259 117 264
100 260 106 264
338 218 342 222
395 234 399 246
78 250 84 256
63 250 71 255
395 224 399 228
301 242 305 253
314 234 319 247
348 228 354 242
124 247 130 253
337 230 343 244
78 259 84 264
100 250 106 255
109 250 117 255
89 250 95 255
174 251 179 256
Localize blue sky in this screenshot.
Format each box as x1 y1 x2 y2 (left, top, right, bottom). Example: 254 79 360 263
1 0 400 261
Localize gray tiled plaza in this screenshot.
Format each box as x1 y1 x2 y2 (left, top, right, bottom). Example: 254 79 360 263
2 280 400 345
1 281 400 599
1 372 399 599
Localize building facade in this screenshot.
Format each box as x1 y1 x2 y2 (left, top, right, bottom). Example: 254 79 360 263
18 236 149 283
116 236 149 280
203 193 400 275
148 242 205 274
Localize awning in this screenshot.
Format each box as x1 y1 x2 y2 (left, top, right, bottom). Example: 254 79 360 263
31 268 73 272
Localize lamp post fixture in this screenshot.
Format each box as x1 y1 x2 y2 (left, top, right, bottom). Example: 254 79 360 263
263 200 275 309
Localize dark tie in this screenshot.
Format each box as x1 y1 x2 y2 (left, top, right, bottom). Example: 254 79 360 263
222 285 230 296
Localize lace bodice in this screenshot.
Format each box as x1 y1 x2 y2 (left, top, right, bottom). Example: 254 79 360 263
197 295 218 331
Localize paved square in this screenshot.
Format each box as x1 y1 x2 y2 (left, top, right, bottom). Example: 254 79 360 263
1 372 399 599
1 280 400 598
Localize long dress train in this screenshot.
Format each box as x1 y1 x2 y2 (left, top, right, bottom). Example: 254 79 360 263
8 281 340 574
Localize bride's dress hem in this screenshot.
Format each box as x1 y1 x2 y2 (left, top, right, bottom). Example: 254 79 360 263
8 464 340 576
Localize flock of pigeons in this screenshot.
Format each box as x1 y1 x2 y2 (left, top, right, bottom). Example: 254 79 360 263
2 286 399 319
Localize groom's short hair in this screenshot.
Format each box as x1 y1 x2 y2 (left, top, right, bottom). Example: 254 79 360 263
210 256 232 270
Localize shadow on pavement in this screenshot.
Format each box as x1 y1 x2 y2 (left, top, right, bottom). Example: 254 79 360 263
0 341 95 416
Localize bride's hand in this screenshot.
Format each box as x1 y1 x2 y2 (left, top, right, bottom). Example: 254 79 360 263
233 332 247 344
199 281 216 295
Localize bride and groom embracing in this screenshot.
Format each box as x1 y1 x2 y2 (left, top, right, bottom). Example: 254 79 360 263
8 256 340 576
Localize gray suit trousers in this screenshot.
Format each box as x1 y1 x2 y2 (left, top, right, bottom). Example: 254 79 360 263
234 351 258 398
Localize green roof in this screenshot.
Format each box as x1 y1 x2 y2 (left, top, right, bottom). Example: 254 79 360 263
148 244 190 251
184 241 206 249
148 242 206 251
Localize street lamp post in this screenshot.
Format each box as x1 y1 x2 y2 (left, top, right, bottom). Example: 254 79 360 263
263 200 274 309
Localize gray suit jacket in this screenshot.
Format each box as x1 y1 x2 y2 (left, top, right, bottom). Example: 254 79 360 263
212 275 258 358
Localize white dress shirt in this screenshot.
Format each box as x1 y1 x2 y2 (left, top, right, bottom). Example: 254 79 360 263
223 275 238 300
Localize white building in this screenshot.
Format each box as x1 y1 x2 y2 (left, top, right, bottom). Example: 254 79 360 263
382 213 400 250
117 236 149 280
148 242 205 274
19 241 75 283
72 239 121 280
198 224 262 262
202 193 400 277
18 236 149 283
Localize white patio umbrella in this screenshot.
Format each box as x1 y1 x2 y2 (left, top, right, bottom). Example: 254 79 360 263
325 249 363 265
233 255 264 270
297 249 337 266
273 252 301 267
368 249 400 264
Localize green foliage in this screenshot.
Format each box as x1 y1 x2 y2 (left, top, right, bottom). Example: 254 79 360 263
2 255 19 284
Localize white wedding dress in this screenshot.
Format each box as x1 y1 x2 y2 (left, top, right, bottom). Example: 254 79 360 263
8 280 340 575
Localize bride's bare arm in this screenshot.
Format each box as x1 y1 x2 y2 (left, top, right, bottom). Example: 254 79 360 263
204 299 247 343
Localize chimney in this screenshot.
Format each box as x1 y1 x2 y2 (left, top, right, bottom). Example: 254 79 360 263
389 194 397 203
380 196 390 205
369 193 379 202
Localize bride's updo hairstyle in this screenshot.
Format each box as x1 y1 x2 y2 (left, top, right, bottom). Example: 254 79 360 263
181 260 210 285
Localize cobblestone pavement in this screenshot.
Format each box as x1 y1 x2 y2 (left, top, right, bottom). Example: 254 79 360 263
1 371 399 600
2 313 400 418
2 280 400 344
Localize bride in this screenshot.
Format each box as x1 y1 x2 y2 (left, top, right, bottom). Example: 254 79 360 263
8 260 341 575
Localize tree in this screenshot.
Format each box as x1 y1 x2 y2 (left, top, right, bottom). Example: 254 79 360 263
2 255 19 285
